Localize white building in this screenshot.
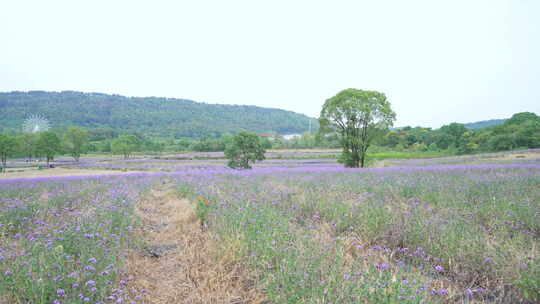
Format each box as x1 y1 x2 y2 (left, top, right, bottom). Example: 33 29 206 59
282 134 302 140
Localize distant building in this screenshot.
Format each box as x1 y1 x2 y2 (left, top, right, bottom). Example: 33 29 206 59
259 133 276 141
282 134 302 140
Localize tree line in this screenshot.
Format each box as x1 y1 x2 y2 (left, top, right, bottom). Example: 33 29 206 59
0 127 146 169
1 109 537 170
378 112 540 154
0 127 89 169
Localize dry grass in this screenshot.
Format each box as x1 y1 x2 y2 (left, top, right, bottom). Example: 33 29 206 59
125 182 265 304
267 149 340 153
495 150 540 160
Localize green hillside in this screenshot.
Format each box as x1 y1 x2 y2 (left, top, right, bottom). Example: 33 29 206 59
0 91 318 138
464 118 506 130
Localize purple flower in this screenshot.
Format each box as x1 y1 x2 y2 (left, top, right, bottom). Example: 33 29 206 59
374 263 390 271
88 257 97 263
435 265 444 272
475 288 487 294
57 289 66 296
84 265 96 272
85 280 96 286
438 289 449 295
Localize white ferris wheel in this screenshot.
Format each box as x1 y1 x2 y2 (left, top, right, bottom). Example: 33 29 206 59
22 114 50 133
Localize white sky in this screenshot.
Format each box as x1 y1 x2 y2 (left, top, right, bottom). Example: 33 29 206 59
1 0 539 128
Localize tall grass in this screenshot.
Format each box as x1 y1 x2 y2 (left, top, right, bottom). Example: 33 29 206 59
189 165 539 302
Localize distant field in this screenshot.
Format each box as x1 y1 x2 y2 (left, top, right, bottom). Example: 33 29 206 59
0 150 538 303
0 167 140 180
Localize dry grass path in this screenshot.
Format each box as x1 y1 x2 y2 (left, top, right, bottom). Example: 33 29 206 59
0 167 140 179
126 181 264 304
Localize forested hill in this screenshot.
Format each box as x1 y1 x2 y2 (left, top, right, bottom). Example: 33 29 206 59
0 91 318 138
464 119 506 130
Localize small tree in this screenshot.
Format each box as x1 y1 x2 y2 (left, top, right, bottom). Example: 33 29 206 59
65 127 90 162
225 131 266 169
319 89 396 168
19 133 39 161
37 131 61 166
0 134 17 171
112 135 140 159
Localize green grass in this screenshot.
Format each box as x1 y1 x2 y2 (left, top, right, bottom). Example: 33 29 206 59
191 166 539 302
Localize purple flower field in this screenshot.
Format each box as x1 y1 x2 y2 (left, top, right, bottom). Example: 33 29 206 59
1 153 539 303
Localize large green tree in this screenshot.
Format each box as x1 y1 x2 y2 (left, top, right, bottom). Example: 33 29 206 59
37 131 61 166
64 127 90 161
0 134 17 170
112 135 140 159
319 89 396 168
225 131 266 169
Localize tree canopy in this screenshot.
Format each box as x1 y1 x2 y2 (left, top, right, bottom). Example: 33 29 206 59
319 89 396 167
37 131 61 165
0 134 17 169
225 131 266 169
64 127 90 161
112 135 141 159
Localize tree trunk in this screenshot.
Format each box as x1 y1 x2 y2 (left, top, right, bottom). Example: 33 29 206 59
350 146 360 168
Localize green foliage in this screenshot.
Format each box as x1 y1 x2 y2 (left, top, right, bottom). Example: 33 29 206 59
378 112 539 155
37 131 61 165
195 197 212 229
224 131 266 169
64 127 90 161
319 89 396 167
17 133 39 161
0 134 17 168
515 258 540 302
505 112 538 125
0 91 317 138
112 135 140 159
439 123 467 148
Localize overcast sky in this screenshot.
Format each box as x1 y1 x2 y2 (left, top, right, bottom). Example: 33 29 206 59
1 0 538 128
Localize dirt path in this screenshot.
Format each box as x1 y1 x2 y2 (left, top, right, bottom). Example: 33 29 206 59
126 180 264 304
0 167 140 179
